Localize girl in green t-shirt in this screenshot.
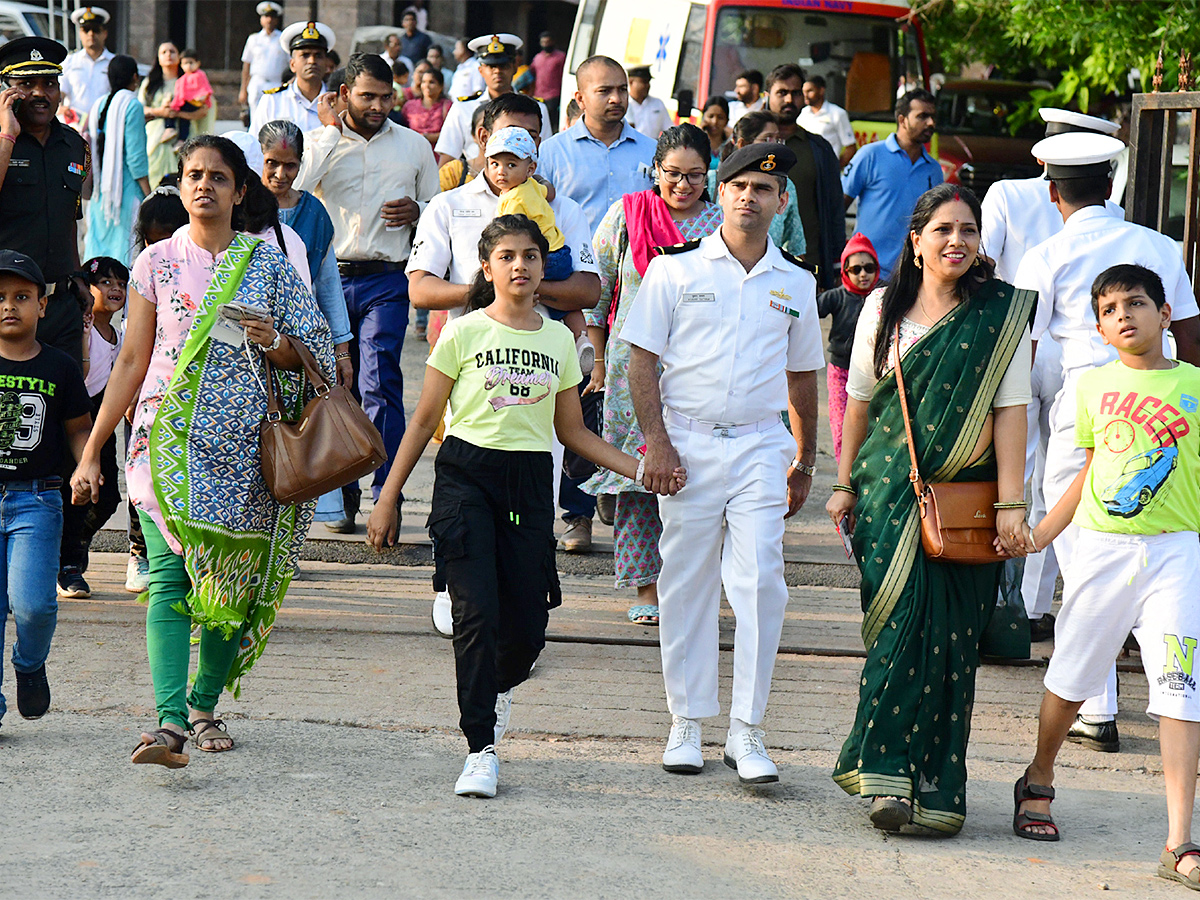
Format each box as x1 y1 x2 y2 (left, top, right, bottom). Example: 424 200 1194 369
367 214 685 800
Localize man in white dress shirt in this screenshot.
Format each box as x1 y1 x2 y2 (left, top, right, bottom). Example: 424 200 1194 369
798 75 855 166
625 66 673 139
250 21 333 137
435 34 551 166
296 51 439 532
239 2 289 111
727 69 764 126
448 39 486 101
1014 131 1200 754
379 33 414 81
624 143 824 786
60 6 113 131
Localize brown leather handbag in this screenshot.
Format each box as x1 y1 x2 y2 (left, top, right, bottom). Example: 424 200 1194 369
894 326 999 564
259 335 387 505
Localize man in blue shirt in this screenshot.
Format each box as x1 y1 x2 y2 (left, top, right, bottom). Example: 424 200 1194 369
842 89 942 278
536 55 656 233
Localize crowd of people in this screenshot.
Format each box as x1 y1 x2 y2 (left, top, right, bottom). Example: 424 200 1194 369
1 5 1200 890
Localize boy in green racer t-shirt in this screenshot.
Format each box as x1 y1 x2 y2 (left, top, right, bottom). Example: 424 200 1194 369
1011 263 1200 891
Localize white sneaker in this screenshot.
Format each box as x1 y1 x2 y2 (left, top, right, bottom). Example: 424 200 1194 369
125 555 150 593
576 333 595 372
662 715 703 773
723 727 779 784
494 689 513 744
432 590 453 638
454 746 499 798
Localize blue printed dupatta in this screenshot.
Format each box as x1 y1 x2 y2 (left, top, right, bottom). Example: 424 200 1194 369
150 234 333 693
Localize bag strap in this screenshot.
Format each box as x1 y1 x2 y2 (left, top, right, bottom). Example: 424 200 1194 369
261 334 330 422
892 324 926 497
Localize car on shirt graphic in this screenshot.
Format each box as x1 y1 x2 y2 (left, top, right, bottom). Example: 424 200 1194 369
1101 445 1178 518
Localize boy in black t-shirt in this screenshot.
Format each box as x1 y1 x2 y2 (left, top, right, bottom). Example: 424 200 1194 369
0 250 92 730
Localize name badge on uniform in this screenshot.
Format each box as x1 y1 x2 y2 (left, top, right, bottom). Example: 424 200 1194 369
452 208 481 217
769 299 800 318
681 292 715 303
8 159 28 168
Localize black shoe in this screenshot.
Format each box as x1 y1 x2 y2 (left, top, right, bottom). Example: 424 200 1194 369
15 664 50 719
56 566 90 599
324 485 362 534
596 493 616 526
1067 716 1119 753
1029 613 1056 643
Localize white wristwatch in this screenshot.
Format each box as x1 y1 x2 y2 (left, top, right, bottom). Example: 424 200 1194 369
264 330 283 352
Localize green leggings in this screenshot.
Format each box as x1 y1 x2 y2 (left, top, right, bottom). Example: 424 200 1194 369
140 511 242 730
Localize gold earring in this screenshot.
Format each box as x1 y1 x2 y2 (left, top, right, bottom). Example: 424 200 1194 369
914 255 922 269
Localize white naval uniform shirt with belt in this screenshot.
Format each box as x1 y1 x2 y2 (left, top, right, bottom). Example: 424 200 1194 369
434 92 552 162
619 230 825 724
241 29 290 105
250 80 327 143
61 47 114 129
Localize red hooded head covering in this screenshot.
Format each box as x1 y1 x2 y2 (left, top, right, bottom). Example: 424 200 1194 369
840 232 880 296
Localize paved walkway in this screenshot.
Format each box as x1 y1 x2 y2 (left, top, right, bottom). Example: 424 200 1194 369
1 552 1182 899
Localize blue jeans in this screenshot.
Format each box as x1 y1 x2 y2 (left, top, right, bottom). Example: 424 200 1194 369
0 484 63 721
341 269 410 499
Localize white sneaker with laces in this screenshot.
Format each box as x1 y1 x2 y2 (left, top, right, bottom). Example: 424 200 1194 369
432 590 453 637
454 746 499 798
125 555 150 593
662 715 703 773
494 689 513 744
723 727 779 784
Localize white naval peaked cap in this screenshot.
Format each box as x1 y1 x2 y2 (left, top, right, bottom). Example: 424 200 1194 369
1031 132 1125 180
467 32 524 62
69 6 110 27
279 20 336 54
1039 108 1120 136
256 2 283 16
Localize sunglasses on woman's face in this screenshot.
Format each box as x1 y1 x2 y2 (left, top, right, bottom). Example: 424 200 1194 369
845 263 878 276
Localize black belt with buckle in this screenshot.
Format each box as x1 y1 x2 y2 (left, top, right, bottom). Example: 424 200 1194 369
337 260 407 277
0 477 63 492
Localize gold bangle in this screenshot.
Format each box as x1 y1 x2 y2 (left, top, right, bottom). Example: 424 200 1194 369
993 501 1028 509
831 483 856 494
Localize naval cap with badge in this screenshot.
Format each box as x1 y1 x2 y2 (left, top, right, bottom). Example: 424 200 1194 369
0 36 67 81
1039 108 1120 137
0 250 47 295
279 21 335 55
716 142 796 184
468 33 522 66
69 6 110 30
255 1 282 17
1031 131 1124 180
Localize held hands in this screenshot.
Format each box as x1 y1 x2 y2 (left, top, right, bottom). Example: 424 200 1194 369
381 198 420 228
825 489 856 535
366 503 398 551
70 458 102 506
641 437 686 495
993 507 1034 558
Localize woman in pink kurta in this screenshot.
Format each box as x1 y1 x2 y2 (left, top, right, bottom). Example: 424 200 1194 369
402 68 452 145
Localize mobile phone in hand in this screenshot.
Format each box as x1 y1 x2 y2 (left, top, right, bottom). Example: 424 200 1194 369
836 515 854 559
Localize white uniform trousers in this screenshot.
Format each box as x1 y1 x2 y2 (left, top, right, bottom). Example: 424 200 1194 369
1022 341 1063 619
1043 378 1118 717
657 418 793 724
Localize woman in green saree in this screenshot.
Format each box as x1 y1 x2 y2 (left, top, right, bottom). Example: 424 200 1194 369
826 183 1034 834
71 135 332 767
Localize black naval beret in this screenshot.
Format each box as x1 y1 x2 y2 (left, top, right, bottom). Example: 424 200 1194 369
0 249 47 294
715 142 796 184
0 37 67 80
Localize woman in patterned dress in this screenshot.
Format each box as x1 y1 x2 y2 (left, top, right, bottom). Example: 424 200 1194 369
582 124 723 626
71 135 333 768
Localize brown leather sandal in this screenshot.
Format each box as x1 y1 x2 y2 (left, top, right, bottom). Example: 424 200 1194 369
190 717 234 753
1159 843 1200 890
1012 770 1059 841
131 728 190 768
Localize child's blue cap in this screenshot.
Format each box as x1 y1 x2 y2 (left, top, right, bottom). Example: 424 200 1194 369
485 126 537 162
0 250 45 295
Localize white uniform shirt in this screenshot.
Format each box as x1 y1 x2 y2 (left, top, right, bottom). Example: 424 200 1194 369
728 96 764 127
435 92 552 161
407 170 599 321
1016 204 1200 380
241 29 290 102
798 101 855 156
296 118 440 264
61 48 114 127
619 231 825 424
626 95 673 139
448 63 485 102
250 80 326 141
982 176 1121 283
380 51 415 76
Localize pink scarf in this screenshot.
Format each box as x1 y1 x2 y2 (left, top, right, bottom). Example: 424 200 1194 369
623 189 684 278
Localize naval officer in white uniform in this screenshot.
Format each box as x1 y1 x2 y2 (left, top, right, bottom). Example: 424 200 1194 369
239 2 289 110
250 21 334 138
623 143 824 785
981 110 1121 649
1014 131 1200 752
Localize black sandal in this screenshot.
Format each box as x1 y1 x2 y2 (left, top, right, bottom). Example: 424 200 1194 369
131 728 190 768
869 796 913 832
190 717 234 753
1013 770 1059 841
1159 843 1200 890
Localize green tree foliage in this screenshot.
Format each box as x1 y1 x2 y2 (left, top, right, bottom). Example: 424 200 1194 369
922 0 1200 113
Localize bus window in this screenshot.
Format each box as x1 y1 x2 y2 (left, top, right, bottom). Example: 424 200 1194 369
570 0 607 74
672 3 708 115
710 6 923 120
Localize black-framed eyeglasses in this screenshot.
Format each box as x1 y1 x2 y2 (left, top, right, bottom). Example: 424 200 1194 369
845 263 878 276
658 168 707 185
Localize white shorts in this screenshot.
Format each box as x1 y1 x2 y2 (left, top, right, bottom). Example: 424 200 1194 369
1044 528 1200 722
